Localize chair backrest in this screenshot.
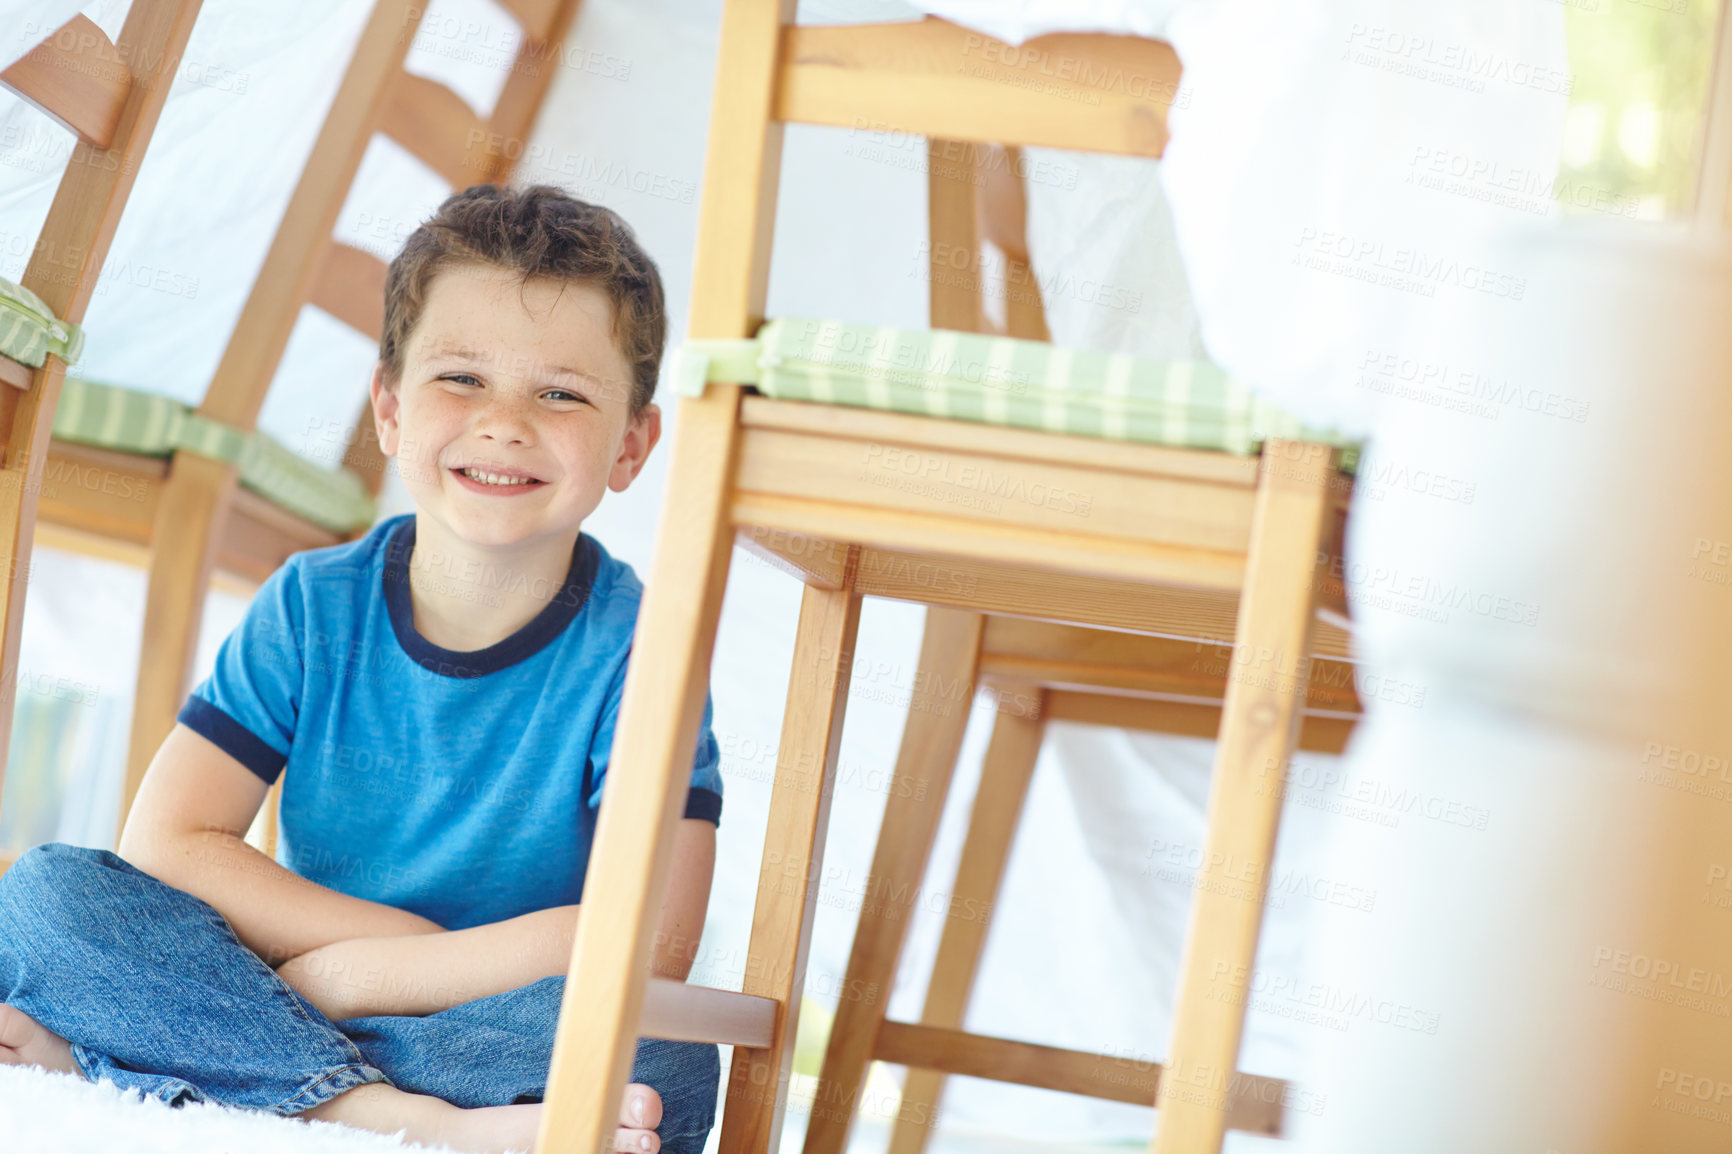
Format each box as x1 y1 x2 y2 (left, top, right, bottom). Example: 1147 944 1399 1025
690 11 1179 350
193 0 585 505
0 1 207 871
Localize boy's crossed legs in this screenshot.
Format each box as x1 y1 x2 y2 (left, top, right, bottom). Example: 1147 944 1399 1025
0 843 718 1153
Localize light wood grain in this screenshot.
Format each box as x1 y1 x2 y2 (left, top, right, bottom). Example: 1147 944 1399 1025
732 490 1249 592
642 978 778 1048
0 0 203 848
734 526 848 589
741 536 1354 657
721 572 864 1154
777 19 1179 158
538 14 788 1150
31 439 341 586
888 695 1044 1154
978 616 1361 713
802 608 984 1154
738 397 1261 488
928 138 982 332
119 453 239 843
0 15 132 147
1042 689 1357 756
536 386 747 1154
0 356 32 393
308 241 388 339
687 2 798 339
380 72 490 186
477 0 588 185
872 1022 1285 1137
1151 442 1336 1154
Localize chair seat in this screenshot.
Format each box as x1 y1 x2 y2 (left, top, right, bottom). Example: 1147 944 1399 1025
0 276 82 369
676 317 1362 470
53 376 375 533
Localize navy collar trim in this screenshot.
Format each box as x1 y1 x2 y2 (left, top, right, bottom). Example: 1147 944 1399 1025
382 517 599 679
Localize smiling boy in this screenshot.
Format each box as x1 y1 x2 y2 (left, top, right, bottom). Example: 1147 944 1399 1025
0 186 723 1153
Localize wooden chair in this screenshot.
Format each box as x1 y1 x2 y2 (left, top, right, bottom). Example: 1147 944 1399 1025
0 0 208 876
537 9 1351 1154
809 137 1361 1149
0 0 586 846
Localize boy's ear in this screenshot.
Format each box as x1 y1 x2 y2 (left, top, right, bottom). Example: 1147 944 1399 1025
370 364 401 458
609 403 662 493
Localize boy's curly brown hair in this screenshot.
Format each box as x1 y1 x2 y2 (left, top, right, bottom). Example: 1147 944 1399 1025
379 184 666 415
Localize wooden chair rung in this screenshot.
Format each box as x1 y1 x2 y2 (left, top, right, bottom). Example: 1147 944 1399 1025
978 620 1361 713
380 71 490 187
775 20 1178 157
308 241 389 339
0 16 133 148
871 1022 1286 1137
1043 687 1357 755
641 979 777 1049
0 357 31 392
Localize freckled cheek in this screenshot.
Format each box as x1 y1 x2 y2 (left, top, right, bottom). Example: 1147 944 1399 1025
400 397 468 464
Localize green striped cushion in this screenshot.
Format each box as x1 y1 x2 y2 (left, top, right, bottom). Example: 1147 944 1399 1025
0 276 83 369
52 377 376 533
673 318 1360 469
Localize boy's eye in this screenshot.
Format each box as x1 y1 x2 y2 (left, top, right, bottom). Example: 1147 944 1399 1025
441 372 482 387
543 388 590 404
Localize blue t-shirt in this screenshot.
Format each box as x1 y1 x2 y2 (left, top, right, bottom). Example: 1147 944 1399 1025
178 513 722 931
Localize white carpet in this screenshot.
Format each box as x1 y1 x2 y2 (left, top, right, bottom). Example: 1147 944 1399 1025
0 1062 459 1154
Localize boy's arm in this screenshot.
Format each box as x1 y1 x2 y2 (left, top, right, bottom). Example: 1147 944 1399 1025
119 724 444 966
275 818 718 1020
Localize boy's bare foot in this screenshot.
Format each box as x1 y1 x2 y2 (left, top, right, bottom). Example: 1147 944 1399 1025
0 1004 78 1076
305 1079 664 1154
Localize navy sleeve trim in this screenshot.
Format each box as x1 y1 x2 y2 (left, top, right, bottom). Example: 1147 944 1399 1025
178 697 288 785
684 787 722 827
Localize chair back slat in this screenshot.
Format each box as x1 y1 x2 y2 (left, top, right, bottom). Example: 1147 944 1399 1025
308 241 390 340
775 19 1180 158
497 0 566 45
382 72 491 187
0 16 134 149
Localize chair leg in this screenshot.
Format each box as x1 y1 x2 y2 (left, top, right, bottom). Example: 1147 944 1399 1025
0 360 67 840
889 688 1046 1154
803 607 986 1154
718 572 864 1154
1151 441 1337 1154
0 0 202 843
537 386 745 1154
118 452 236 845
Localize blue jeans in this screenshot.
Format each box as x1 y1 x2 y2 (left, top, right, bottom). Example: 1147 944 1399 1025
0 843 718 1150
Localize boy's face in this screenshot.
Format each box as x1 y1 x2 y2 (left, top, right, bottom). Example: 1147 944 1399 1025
371 262 660 552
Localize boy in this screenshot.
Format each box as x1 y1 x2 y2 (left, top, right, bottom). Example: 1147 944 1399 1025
0 185 723 1153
